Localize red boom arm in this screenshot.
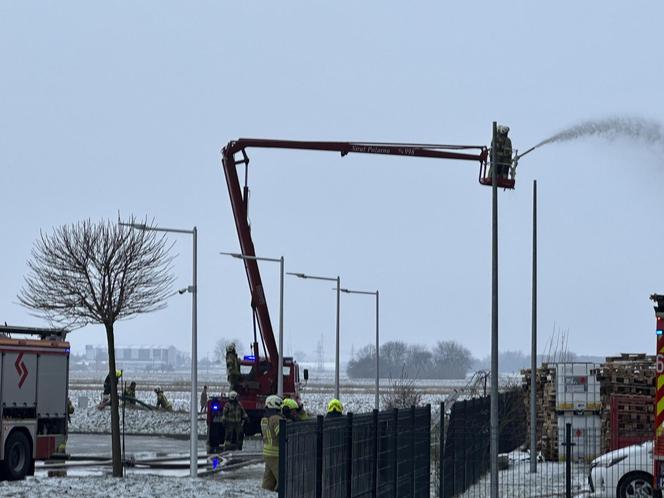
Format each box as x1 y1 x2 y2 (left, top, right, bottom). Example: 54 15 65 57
221 138 487 381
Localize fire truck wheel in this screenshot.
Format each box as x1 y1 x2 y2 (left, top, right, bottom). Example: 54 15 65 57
2 431 31 481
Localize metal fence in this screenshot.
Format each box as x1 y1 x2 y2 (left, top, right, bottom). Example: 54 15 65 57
439 392 526 497
277 395 657 497
279 405 431 498
435 394 656 497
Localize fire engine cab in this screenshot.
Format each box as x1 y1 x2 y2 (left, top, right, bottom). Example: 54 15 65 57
0 325 70 480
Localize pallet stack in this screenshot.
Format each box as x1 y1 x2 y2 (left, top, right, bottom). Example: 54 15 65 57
523 354 657 459
592 354 656 452
521 364 559 460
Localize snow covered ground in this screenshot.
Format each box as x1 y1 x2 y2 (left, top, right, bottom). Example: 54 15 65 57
457 451 591 498
0 467 274 498
69 389 207 436
69 386 449 435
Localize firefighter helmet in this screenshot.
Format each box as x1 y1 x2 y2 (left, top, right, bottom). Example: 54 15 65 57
116 370 123 378
327 398 343 414
498 125 510 135
226 343 236 352
228 390 238 400
282 398 298 418
282 398 298 410
265 395 283 409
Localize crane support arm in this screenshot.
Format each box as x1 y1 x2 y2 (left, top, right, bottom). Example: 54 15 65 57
225 138 487 163
221 138 488 372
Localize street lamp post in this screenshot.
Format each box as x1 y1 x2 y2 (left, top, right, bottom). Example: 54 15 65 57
530 180 538 474
288 272 341 399
120 222 198 478
340 288 380 410
490 121 500 498
220 252 285 397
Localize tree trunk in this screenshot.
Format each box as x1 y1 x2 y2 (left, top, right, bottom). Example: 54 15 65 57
105 322 123 477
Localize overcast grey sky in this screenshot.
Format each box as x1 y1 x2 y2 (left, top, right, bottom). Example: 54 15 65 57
1 2 663 361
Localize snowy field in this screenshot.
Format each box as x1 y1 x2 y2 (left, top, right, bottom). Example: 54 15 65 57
68 387 448 435
69 367 518 436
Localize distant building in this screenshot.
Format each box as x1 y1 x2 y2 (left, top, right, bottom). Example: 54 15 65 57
84 344 189 370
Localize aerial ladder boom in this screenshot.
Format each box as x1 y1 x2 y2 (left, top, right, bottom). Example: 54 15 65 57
221 138 502 392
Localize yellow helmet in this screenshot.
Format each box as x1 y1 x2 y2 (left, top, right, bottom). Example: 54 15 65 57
116 370 123 378
282 398 298 410
327 398 343 414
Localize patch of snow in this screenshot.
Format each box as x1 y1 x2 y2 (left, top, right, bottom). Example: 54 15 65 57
0 470 274 498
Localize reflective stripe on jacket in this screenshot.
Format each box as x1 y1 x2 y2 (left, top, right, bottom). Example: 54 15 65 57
261 414 282 457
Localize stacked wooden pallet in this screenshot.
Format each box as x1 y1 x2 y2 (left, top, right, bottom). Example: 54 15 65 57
521 364 559 460
592 354 656 452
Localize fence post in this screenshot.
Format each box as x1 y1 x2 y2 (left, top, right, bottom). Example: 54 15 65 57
420 403 431 498
410 405 416 497
372 409 379 498
424 403 431 496
279 418 287 498
393 408 399 497
439 401 445 498
565 422 572 498
461 400 467 491
316 415 324 498
346 412 353 498
451 400 461 495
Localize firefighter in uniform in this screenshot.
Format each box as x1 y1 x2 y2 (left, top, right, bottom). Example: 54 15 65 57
154 387 172 411
57 399 75 454
200 385 208 414
226 343 241 390
261 395 283 491
222 390 248 450
491 125 513 180
99 370 122 410
123 381 137 405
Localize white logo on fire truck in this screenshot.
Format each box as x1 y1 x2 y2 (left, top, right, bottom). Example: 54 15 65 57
14 353 28 388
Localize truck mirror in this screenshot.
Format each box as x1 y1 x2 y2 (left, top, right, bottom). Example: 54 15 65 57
303 368 309 381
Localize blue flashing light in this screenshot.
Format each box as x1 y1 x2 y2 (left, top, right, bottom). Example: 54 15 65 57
212 457 219 470
244 355 256 361
211 403 220 412
657 330 663 336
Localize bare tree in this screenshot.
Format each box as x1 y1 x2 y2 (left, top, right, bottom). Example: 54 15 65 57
381 365 423 409
18 218 174 477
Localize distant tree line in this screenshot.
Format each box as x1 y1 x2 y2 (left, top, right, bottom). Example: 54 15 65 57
346 340 473 379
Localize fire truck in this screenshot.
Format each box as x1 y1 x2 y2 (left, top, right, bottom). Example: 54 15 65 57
0 325 70 480
208 134 513 450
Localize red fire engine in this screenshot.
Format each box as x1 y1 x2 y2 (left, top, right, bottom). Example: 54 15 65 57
0 325 70 480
